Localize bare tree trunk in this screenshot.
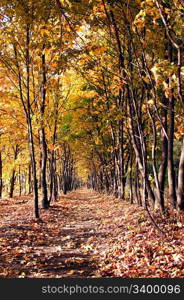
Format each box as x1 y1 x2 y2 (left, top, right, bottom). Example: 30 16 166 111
168 93 177 208
9 170 16 198
28 163 32 194
136 166 142 206
27 118 39 218
166 35 177 209
129 150 133 204
18 165 22 196
26 25 39 218
0 151 2 198
117 121 124 199
49 98 59 203
157 97 168 210
40 128 48 208
40 50 49 209
9 145 19 198
177 138 184 210
49 151 58 202
24 171 27 195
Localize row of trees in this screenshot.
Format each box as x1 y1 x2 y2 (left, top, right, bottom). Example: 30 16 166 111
0 142 80 197
0 0 183 218
65 0 184 212
0 0 84 217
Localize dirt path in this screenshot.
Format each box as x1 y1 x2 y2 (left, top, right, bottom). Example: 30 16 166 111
0 188 119 277
0 188 183 278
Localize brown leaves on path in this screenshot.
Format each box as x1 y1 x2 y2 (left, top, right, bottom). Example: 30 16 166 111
0 188 183 278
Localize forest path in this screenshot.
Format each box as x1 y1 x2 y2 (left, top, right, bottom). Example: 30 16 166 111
0 188 126 277
0 188 183 278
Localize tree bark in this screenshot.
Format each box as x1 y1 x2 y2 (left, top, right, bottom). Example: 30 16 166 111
49 151 58 202
27 118 39 218
177 138 184 210
26 25 39 218
167 94 177 208
157 97 168 210
166 37 177 208
9 170 16 198
28 163 32 194
49 99 59 203
40 51 49 209
0 151 2 198
40 128 49 208
9 145 19 198
18 165 22 196
129 150 133 204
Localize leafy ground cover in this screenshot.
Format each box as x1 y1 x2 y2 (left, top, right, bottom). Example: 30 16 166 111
0 188 183 278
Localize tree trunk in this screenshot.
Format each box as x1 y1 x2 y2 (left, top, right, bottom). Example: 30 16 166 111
0 151 2 198
157 97 168 210
24 171 27 195
136 167 142 206
9 170 16 198
167 41 177 208
26 25 39 218
28 163 32 194
18 165 22 196
129 150 133 204
167 94 177 208
49 151 58 202
40 128 49 208
40 51 49 209
39 148 42 190
177 138 184 210
49 108 59 203
9 145 19 198
27 118 39 218
52 155 58 201
117 121 124 199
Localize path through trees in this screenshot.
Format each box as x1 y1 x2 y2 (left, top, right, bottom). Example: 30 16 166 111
0 188 183 278
0 0 184 279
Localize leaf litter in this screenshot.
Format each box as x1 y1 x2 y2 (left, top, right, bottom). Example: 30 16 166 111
0 188 183 278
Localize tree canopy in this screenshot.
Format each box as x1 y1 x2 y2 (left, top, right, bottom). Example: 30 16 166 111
0 0 183 217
